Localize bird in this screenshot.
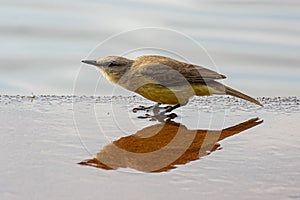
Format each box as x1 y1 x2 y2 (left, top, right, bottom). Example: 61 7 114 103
82 55 263 116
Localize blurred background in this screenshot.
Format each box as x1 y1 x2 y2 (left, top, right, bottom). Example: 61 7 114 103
0 0 299 96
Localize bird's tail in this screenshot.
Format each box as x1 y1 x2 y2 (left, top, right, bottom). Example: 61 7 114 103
203 81 263 107
193 81 263 107
224 85 263 107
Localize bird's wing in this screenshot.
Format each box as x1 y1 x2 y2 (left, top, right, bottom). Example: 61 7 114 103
177 63 226 82
136 61 226 86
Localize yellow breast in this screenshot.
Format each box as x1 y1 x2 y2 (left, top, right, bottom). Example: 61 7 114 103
134 84 195 105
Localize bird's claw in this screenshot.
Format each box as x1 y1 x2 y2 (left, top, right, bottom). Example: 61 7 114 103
137 113 151 119
132 104 158 113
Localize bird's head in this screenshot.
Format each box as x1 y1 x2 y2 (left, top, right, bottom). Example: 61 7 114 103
82 56 133 83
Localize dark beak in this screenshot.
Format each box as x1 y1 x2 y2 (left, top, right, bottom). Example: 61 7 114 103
81 60 98 66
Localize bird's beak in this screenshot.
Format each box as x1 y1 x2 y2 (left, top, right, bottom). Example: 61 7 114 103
81 60 99 66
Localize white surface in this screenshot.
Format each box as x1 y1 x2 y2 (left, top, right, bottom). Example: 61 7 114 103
0 96 299 199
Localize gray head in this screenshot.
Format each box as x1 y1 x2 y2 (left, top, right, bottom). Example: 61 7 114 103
82 56 133 68
82 56 134 83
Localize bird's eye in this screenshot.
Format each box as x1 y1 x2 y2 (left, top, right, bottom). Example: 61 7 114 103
108 62 114 67
108 62 122 67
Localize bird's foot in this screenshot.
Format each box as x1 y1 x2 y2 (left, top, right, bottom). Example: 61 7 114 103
132 104 174 113
137 112 178 122
135 103 182 121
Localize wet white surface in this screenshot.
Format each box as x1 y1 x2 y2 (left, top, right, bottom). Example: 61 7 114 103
0 95 299 199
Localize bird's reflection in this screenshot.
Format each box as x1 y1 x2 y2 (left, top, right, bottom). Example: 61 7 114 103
79 118 263 173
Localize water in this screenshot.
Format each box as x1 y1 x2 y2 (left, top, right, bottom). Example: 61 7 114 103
0 95 299 199
0 0 299 96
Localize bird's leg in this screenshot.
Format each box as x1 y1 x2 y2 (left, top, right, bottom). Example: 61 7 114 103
156 103 182 116
132 103 161 113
